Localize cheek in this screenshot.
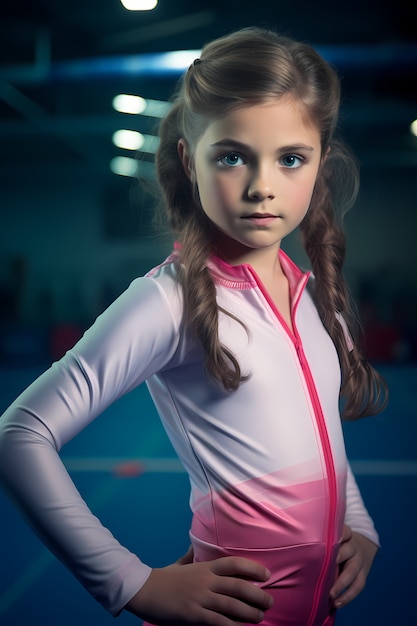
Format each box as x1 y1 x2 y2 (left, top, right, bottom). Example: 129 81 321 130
291 176 317 211
201 175 238 208
216 177 240 204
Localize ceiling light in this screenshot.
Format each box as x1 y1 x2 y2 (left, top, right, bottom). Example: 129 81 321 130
112 94 170 118
110 157 155 179
119 0 158 11
112 130 145 151
110 156 138 177
112 130 160 153
410 119 417 137
157 50 201 71
112 94 147 115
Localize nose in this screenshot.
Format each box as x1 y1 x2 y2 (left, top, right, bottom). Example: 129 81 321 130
247 165 276 201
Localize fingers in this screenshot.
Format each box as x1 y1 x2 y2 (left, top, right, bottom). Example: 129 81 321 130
336 531 356 566
206 592 267 625
176 553 272 616
331 534 362 607
331 529 378 609
211 570 273 612
330 558 366 608
208 558 273 619
211 555 271 582
125 558 273 625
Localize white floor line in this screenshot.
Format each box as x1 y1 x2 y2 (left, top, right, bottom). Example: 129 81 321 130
63 456 185 473
350 460 417 476
62 457 417 476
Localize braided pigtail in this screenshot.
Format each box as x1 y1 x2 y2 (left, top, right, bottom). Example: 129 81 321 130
301 142 388 419
177 215 248 391
156 99 246 391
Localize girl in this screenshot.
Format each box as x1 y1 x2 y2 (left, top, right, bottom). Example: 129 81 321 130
0 27 387 626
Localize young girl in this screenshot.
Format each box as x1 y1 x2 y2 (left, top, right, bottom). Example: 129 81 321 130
0 27 387 626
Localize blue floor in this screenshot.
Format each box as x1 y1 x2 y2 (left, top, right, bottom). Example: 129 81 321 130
0 364 416 625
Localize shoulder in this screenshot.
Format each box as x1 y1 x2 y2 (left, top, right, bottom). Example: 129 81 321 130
144 254 182 300
67 261 184 389
101 258 183 334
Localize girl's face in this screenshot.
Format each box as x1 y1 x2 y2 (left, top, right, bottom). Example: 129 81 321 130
179 96 323 266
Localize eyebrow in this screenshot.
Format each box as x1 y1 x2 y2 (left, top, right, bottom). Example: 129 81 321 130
209 139 315 152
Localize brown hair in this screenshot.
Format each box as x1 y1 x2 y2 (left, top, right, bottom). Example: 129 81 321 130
155 27 387 419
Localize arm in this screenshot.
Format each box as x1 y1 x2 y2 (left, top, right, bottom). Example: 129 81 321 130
330 463 379 608
0 277 179 615
0 276 274 623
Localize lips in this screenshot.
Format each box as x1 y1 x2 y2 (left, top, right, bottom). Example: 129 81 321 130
242 213 279 226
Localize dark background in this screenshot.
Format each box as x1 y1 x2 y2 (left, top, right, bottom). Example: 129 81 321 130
0 2 416 625
0 0 416 365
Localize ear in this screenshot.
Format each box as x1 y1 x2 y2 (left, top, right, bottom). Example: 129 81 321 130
178 138 194 181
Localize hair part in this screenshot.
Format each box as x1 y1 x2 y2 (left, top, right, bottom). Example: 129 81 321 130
155 26 388 417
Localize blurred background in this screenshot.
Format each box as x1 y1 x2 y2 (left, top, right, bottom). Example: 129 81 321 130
0 0 416 364
0 1 416 625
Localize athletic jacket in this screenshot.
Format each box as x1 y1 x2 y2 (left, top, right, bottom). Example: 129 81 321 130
0 250 379 625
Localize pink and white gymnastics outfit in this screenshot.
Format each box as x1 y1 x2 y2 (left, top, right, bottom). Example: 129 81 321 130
0 250 379 625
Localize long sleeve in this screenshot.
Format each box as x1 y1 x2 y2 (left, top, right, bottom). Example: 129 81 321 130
0 275 181 615
345 462 380 546
335 313 380 546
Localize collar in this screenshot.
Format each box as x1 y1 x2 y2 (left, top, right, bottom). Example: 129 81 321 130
172 242 311 306
207 249 310 301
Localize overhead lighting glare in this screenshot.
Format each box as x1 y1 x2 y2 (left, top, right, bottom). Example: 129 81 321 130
112 130 160 153
113 94 147 115
119 0 158 11
158 50 201 71
110 157 155 179
110 156 138 177
410 119 417 137
113 130 144 151
113 94 171 118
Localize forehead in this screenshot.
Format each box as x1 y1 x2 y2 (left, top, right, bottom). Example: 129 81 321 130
196 97 320 148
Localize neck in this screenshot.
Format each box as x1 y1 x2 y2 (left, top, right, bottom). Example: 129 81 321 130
212 232 284 278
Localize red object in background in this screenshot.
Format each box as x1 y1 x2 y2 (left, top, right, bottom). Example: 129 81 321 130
362 324 402 362
50 324 84 361
112 461 146 478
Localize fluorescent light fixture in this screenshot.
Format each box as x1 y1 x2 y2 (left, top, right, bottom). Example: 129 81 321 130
113 130 145 151
113 94 171 118
112 94 147 114
120 0 158 10
410 119 417 137
110 156 138 177
110 156 155 179
157 50 201 71
112 130 160 153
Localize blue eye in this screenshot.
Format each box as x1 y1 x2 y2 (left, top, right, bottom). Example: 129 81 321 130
281 154 303 168
218 152 245 167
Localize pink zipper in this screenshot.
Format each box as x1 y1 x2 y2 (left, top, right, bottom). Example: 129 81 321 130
294 337 338 626
248 266 338 625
